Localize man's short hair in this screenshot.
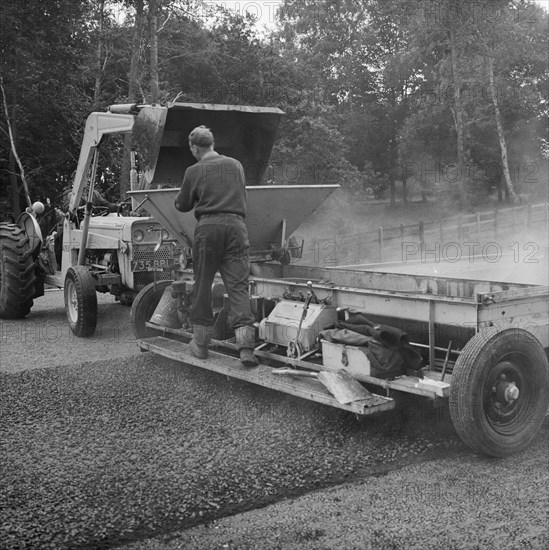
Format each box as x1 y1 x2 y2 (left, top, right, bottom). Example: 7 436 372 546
189 125 214 147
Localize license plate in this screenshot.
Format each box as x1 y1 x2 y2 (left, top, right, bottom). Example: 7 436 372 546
131 258 175 271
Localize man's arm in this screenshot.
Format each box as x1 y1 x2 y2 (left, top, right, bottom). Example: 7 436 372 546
174 169 196 212
92 190 118 212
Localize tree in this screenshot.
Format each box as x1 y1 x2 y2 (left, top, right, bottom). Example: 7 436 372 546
400 0 481 206
93 0 107 109
120 0 145 199
149 0 160 103
0 0 96 214
470 0 548 203
398 0 548 206
275 1 419 200
352 0 419 204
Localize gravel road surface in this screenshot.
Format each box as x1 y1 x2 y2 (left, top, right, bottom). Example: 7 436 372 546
0 290 140 373
124 434 548 550
1 289 547 549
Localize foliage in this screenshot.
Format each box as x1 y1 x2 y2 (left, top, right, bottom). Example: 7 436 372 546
0 0 96 213
0 0 547 216
397 0 548 203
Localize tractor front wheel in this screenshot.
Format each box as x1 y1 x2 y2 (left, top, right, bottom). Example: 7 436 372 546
0 223 36 319
64 266 97 337
449 328 549 457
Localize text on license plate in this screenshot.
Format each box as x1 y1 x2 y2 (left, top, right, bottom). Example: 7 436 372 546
132 259 174 271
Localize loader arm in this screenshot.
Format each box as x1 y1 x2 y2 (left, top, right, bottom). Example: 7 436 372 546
69 112 135 212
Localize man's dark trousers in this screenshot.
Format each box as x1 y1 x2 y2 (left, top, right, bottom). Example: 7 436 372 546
191 213 254 328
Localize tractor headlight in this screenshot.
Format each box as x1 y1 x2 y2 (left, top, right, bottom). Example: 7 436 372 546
162 229 169 240
133 229 144 242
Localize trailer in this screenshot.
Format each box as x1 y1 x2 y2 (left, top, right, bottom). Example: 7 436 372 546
128 182 549 458
123 102 548 459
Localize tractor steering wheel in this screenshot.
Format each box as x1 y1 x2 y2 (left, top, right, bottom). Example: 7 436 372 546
77 205 111 217
94 206 111 216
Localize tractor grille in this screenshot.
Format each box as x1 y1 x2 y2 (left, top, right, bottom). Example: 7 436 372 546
132 244 180 262
131 243 181 290
134 270 174 288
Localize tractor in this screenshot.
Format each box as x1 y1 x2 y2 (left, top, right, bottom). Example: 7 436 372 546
0 101 315 336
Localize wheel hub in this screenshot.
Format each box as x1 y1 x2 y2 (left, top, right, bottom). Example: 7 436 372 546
493 373 520 405
485 360 525 430
66 281 78 322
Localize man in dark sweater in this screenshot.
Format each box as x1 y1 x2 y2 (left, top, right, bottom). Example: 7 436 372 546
174 125 259 367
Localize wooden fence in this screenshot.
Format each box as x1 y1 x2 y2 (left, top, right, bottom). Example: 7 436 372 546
302 202 549 266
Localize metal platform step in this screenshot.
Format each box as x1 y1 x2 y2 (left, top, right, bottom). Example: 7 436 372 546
144 323 451 399
139 336 395 417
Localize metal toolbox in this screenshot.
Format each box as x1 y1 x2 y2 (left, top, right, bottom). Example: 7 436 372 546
321 340 372 378
260 300 337 352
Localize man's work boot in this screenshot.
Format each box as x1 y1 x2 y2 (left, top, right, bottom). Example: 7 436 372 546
235 325 259 367
189 324 213 359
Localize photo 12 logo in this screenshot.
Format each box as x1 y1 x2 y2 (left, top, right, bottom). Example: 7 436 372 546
201 1 281 24
402 241 541 264
400 161 539 186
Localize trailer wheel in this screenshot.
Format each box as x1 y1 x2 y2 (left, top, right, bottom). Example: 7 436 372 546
450 328 549 457
64 266 97 337
131 280 172 339
0 223 36 319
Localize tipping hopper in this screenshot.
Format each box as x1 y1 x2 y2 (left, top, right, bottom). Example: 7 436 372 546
131 102 286 188
127 102 339 258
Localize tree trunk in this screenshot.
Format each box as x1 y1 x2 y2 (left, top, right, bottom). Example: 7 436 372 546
384 81 402 207
149 0 160 104
7 94 19 214
389 97 397 207
5 58 22 215
390 179 396 206
8 152 19 216
487 55 518 204
120 0 144 201
129 0 144 103
93 0 105 110
2 78 31 210
449 25 467 207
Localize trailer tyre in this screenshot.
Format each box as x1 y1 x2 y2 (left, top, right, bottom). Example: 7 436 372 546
449 328 549 457
64 266 97 337
131 280 172 339
0 223 36 319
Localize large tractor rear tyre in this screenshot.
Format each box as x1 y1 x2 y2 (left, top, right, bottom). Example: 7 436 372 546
0 223 36 319
450 328 549 457
130 280 172 339
64 266 98 337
